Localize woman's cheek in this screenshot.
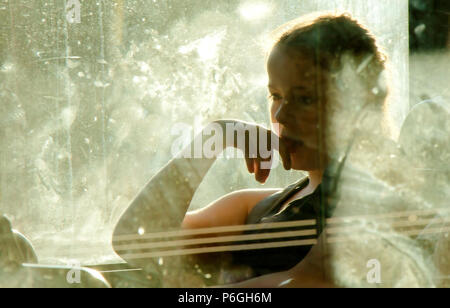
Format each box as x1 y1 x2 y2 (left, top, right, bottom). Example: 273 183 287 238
271 122 281 136
270 103 282 136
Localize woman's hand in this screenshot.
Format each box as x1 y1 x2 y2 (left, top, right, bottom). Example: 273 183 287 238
216 120 292 183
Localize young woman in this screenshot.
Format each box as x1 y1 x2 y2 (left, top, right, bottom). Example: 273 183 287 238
112 12 389 287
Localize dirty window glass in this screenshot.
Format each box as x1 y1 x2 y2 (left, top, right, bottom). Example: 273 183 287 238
0 0 448 288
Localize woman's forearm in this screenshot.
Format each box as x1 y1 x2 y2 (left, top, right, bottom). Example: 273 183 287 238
113 122 225 240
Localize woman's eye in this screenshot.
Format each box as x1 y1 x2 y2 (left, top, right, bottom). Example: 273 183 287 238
269 94 282 102
296 96 315 106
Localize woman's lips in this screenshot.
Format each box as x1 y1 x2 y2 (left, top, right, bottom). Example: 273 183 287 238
281 135 304 153
280 129 304 144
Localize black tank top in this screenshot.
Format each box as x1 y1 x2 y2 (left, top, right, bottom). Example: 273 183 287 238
230 176 333 277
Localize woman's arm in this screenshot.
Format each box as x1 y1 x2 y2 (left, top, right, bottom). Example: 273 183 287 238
112 122 223 252
182 188 281 230
112 120 285 266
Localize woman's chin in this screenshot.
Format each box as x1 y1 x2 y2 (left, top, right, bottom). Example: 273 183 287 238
290 162 318 171
290 155 317 171
289 145 322 171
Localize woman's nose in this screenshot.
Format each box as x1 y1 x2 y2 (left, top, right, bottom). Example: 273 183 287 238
275 99 295 126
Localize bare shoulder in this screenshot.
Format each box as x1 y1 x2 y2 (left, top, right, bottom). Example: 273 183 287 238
231 187 282 198
230 188 282 213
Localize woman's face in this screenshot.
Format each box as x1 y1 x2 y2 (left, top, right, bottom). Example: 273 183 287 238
267 46 327 171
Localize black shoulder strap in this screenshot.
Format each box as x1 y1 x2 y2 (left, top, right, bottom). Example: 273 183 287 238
246 177 309 224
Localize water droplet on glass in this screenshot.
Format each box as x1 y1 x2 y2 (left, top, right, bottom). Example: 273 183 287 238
61 107 76 128
139 62 150 73
94 80 110 88
138 227 145 235
414 24 426 36
1 62 14 72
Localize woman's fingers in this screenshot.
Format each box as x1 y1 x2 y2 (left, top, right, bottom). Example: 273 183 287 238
240 126 292 180
278 139 292 170
254 160 263 183
245 157 255 174
254 159 271 184
269 130 291 171
245 156 272 183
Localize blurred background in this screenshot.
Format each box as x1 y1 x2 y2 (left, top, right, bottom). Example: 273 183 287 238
0 0 447 271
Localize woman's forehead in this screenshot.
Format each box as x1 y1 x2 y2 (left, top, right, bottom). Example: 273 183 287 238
267 46 319 90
